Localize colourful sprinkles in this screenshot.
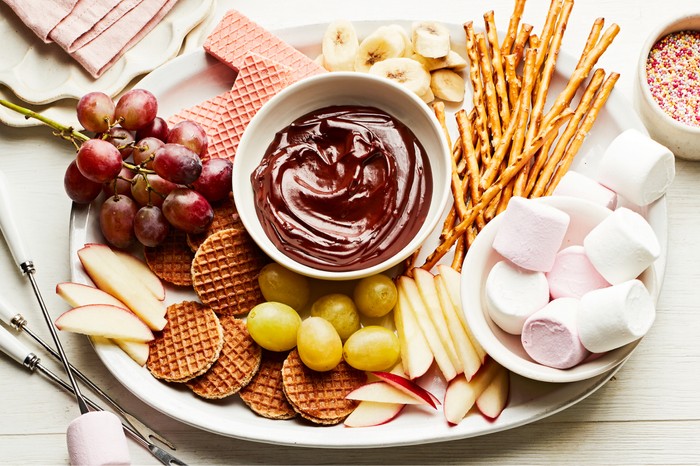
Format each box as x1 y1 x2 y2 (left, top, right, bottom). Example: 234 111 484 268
646 30 700 127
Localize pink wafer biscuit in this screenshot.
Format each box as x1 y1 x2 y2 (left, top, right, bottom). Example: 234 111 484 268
204 9 325 83
168 92 233 136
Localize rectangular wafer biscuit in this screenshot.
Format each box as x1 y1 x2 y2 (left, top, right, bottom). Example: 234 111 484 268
204 9 325 83
167 92 234 135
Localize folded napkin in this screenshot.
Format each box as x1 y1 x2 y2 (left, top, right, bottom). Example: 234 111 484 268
2 0 177 78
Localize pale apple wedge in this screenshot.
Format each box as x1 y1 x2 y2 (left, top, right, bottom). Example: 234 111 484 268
55 304 154 342
394 287 433 379
78 244 166 330
476 365 510 420
435 275 482 380
113 249 166 301
372 371 439 409
443 358 502 425
91 336 149 366
398 276 457 381
347 381 432 405
56 282 128 309
344 401 405 427
413 268 463 374
436 265 487 363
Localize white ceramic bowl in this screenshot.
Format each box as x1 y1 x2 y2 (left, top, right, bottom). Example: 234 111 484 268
232 72 451 280
634 11 700 160
460 196 658 383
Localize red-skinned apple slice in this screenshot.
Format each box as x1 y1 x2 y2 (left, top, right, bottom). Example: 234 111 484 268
112 249 165 301
344 401 405 427
55 304 154 342
393 285 433 379
347 381 431 405
372 371 439 409
476 364 510 420
443 358 502 425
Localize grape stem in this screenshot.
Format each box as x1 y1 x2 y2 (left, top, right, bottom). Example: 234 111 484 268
0 99 90 143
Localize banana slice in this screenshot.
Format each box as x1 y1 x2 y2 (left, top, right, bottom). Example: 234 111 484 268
430 69 465 102
412 21 451 58
355 26 406 72
322 20 359 71
418 87 435 104
369 57 431 97
314 54 326 68
411 50 467 72
387 24 414 57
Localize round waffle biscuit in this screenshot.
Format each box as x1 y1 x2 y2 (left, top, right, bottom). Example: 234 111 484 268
187 194 244 252
187 317 262 399
191 228 268 316
239 350 297 420
281 349 366 425
147 301 224 383
144 229 195 286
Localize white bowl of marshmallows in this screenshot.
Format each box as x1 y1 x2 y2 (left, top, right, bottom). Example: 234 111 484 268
461 128 674 383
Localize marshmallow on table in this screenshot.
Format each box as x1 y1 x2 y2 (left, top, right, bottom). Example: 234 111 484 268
583 207 660 285
521 298 590 369
67 411 130 466
578 279 656 353
546 246 610 299
485 260 550 335
596 128 675 206
492 197 570 272
552 171 617 210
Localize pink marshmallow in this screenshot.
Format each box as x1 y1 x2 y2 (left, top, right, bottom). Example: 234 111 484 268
521 298 590 369
552 171 617 210
67 411 130 466
546 246 610 299
492 197 570 272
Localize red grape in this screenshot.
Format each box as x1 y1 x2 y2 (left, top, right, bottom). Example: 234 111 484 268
132 137 164 168
105 127 135 159
114 89 157 130
76 139 123 183
162 188 213 234
167 120 208 157
103 166 134 197
64 160 103 204
134 205 169 247
100 195 138 248
131 173 177 208
76 92 115 133
135 116 169 142
192 158 233 202
153 143 202 185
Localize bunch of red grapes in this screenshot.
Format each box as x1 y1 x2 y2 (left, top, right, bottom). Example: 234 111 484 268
64 89 232 249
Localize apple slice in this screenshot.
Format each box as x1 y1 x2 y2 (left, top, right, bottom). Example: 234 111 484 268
113 249 165 301
78 244 166 330
55 304 154 342
476 364 510 420
393 286 433 379
398 276 457 381
91 336 149 366
344 401 404 427
412 268 463 374
347 381 432 405
443 358 502 425
372 371 439 409
56 282 127 309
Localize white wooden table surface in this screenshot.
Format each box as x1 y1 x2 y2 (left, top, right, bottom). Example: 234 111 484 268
1 0 699 464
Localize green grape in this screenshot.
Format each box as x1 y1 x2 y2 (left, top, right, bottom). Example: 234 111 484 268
342 326 400 372
310 293 360 341
353 274 398 318
246 302 301 352
258 263 310 311
296 317 342 371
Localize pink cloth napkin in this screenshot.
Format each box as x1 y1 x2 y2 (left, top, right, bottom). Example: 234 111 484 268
2 0 78 41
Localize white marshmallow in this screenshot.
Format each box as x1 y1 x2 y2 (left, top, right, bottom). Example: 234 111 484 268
485 260 550 335
596 128 675 206
492 197 570 272
67 411 130 466
546 246 610 299
577 279 656 353
552 171 617 210
583 207 660 285
521 298 590 369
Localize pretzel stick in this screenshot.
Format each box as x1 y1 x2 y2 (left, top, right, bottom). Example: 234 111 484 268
576 18 604 71
545 72 620 196
501 0 527 55
534 0 564 71
456 109 485 230
464 22 492 164
529 34 540 50
475 32 503 145
528 68 606 197
504 54 521 107
512 23 534 67
421 109 574 270
484 10 511 127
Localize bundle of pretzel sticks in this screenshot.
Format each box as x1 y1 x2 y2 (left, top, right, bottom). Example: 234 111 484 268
415 0 620 273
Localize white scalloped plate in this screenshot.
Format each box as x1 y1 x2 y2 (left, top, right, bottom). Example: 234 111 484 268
69 21 667 448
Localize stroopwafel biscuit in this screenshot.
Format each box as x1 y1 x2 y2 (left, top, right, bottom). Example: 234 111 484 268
147 301 224 383
239 350 296 420
187 317 262 399
191 228 268 316
144 230 195 286
187 194 243 253
281 349 366 425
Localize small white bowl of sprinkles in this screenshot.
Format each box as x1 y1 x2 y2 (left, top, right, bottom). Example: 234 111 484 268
635 12 700 160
